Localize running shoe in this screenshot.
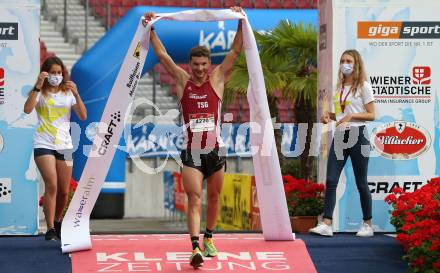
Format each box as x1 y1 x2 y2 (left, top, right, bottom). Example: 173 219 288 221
54 221 62 239
203 237 218 257
45 228 58 241
356 223 374 237
309 223 333 236
189 247 203 268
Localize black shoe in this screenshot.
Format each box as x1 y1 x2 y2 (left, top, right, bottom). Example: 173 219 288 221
54 221 62 239
45 228 58 241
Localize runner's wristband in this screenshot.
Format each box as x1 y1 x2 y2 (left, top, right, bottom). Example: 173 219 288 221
33 86 41 92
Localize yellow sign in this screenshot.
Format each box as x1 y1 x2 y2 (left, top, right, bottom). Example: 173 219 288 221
133 42 141 59
218 174 252 230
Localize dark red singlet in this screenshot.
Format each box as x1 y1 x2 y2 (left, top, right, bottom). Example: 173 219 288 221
179 77 222 150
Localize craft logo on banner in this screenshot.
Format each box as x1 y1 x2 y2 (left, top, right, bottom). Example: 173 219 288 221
370 66 432 104
0 67 4 105
368 176 428 200
371 121 431 160
358 21 440 39
0 22 18 40
98 111 121 156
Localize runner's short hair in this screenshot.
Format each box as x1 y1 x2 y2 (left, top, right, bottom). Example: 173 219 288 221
189 46 211 61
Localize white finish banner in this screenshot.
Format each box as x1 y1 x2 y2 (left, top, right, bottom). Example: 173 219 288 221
61 17 151 252
62 9 292 253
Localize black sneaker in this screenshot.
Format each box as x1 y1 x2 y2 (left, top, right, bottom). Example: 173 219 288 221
54 221 62 239
45 228 58 241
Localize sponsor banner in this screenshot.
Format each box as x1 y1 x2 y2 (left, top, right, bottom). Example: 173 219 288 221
358 21 440 39
0 22 18 40
319 0 440 232
173 172 186 213
0 178 12 203
61 17 150 253
368 176 428 201
0 1 39 235
127 123 298 158
218 174 252 230
371 121 431 160
250 176 262 231
71 234 315 273
163 171 175 212
0 68 4 105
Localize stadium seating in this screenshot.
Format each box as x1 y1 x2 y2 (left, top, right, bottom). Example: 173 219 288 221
238 0 253 8
88 0 315 25
267 0 283 9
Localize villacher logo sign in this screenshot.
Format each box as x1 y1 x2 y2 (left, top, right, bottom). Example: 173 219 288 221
371 121 431 160
358 21 440 39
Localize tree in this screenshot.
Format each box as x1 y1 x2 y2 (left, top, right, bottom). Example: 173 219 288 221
223 20 318 180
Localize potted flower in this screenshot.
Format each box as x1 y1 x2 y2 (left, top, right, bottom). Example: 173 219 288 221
385 178 440 273
283 175 325 233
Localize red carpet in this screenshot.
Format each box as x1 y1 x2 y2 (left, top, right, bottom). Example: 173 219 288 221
72 234 316 272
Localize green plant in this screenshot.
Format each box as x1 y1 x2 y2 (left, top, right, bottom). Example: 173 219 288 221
281 159 301 178
224 21 318 178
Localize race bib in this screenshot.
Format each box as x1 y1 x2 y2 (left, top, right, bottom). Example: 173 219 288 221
189 113 215 132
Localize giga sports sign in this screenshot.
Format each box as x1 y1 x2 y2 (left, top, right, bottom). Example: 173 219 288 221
358 21 440 39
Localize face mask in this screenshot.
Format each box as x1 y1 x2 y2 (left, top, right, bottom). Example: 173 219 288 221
340 63 354 75
48 74 63 87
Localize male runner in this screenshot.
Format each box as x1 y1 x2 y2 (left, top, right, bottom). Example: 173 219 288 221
144 7 243 268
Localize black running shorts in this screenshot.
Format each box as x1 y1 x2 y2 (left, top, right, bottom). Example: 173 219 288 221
180 148 226 178
34 148 73 161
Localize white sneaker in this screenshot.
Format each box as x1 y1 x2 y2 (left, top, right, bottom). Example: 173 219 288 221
356 223 374 237
309 223 333 236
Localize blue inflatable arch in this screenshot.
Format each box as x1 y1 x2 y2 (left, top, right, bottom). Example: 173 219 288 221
70 6 317 215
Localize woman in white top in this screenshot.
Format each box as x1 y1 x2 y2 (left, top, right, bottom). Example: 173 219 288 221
24 57 87 241
310 49 376 237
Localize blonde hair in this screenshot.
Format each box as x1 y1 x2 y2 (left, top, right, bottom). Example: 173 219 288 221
336 49 367 95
